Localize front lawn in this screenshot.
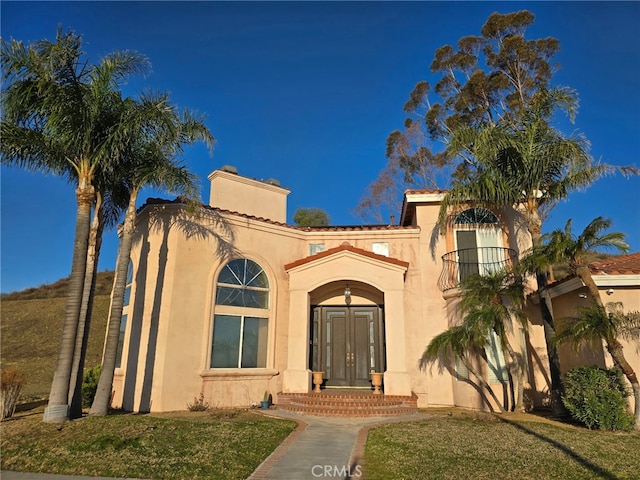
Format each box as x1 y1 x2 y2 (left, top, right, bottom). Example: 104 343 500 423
1 408 297 480
365 410 639 480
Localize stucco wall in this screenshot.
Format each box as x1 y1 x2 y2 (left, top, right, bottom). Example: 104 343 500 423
111 174 554 413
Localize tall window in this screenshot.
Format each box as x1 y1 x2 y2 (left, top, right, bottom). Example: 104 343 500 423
116 260 133 369
485 330 508 383
454 208 504 281
210 259 269 368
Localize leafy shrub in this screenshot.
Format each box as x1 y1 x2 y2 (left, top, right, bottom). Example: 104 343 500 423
82 365 101 408
562 365 633 431
1 368 25 419
187 393 210 412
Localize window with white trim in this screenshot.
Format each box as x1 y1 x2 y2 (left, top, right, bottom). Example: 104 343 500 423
372 242 389 257
454 356 469 381
485 330 508 383
309 243 325 255
210 259 269 368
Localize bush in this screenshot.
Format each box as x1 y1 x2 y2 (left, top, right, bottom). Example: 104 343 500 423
82 365 101 408
562 365 633 431
187 393 210 412
1 368 25 419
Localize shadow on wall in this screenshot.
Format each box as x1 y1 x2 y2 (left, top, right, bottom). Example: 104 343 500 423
121 202 238 412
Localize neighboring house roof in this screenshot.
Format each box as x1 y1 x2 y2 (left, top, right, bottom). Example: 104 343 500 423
589 252 640 275
138 197 417 233
284 242 410 270
547 252 640 297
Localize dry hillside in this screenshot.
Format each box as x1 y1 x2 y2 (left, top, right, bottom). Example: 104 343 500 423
1 272 114 400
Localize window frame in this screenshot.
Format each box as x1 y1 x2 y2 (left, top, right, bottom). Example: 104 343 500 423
210 258 271 370
115 260 134 369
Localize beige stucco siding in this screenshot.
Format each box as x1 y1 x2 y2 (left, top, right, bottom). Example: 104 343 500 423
111 171 561 414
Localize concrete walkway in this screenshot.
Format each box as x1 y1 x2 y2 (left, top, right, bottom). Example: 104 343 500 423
248 409 431 480
2 409 431 480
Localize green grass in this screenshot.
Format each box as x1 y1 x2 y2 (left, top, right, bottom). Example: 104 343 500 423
1 408 297 479
365 410 640 480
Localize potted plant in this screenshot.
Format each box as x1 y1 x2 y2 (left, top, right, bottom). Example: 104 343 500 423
261 391 270 409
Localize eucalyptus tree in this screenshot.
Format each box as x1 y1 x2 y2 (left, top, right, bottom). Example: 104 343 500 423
357 11 563 221
555 304 640 429
1 28 150 422
89 92 214 416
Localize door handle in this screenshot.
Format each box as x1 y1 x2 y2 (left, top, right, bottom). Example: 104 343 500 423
346 352 354 367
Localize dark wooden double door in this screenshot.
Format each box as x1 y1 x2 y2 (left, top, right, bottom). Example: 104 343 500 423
310 306 385 387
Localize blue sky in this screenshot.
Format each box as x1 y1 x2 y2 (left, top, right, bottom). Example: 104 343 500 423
1 1 639 293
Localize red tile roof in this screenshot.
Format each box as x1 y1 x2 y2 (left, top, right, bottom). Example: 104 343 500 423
139 197 416 232
589 252 640 275
404 189 448 195
284 242 410 270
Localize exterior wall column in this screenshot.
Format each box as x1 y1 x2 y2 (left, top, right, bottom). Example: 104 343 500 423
282 288 311 393
383 287 412 396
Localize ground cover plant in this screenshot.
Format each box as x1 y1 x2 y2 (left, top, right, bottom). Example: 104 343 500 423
1 408 297 480
365 410 640 480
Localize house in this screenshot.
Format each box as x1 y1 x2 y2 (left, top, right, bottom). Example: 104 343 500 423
110 165 635 414
547 252 640 413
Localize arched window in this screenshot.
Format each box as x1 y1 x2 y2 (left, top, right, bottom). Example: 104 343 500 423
210 259 269 369
454 207 499 226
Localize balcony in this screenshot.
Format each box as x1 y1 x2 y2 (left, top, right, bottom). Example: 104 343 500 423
438 247 518 292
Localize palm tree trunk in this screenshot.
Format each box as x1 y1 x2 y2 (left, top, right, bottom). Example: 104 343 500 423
575 266 604 308
68 199 105 419
606 341 640 430
90 190 138 416
528 216 566 415
44 184 94 423
462 355 506 413
499 332 525 412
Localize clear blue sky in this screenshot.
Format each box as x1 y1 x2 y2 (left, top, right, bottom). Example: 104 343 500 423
2 1 639 293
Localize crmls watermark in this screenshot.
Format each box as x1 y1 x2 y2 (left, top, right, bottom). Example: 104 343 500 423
311 464 363 478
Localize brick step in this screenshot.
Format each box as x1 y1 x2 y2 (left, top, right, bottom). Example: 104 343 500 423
278 403 418 417
276 391 418 417
285 397 408 407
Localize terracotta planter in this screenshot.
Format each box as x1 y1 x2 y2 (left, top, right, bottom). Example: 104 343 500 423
370 372 383 395
312 371 324 393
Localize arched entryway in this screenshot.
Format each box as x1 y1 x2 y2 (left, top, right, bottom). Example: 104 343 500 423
309 281 385 388
283 243 411 396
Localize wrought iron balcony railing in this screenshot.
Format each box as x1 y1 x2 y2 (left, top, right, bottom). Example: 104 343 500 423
437 247 518 292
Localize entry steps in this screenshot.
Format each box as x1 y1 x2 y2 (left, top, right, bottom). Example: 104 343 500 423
276 389 418 417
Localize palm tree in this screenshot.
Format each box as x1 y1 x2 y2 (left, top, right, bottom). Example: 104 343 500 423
89 92 214 416
421 323 506 413
535 217 629 307
437 88 638 413
555 303 640 430
528 216 637 428
68 180 130 419
1 28 150 422
458 271 528 411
